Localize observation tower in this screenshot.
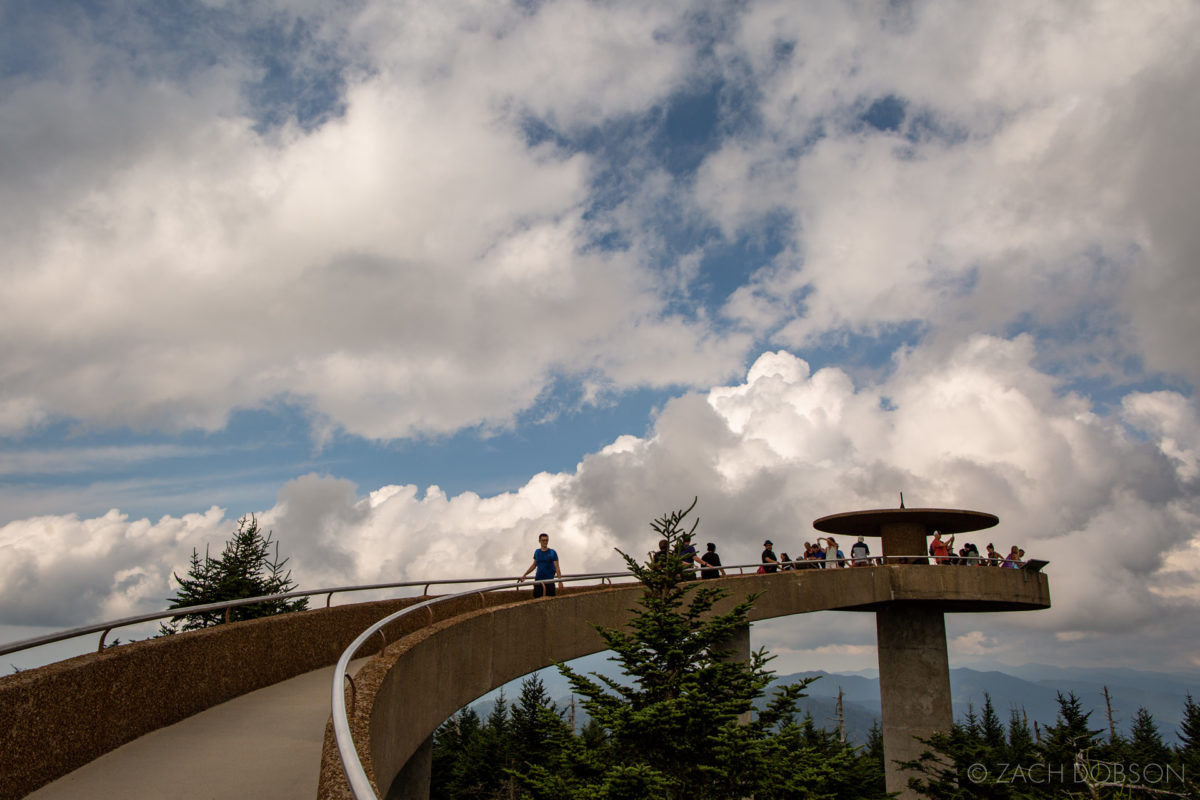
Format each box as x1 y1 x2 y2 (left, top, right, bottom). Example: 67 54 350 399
812 506 1050 798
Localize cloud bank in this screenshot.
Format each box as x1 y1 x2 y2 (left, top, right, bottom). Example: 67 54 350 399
2 1 1198 442
4 344 1196 671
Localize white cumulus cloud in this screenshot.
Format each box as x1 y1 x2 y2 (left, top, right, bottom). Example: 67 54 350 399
5 341 1196 671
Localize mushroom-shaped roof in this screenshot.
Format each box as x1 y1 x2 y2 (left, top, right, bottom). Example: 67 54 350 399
812 507 998 538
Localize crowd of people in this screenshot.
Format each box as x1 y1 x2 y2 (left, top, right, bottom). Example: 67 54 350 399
928 533 1027 567
760 536 865 570
516 529 1030 599
762 532 1029 570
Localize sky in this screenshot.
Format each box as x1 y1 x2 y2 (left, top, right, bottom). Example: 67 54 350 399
2 0 1199 678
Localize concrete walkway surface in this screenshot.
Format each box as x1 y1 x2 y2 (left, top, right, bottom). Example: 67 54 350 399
26 661 364 800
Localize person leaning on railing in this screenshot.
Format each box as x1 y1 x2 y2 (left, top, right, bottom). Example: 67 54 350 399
519 532 564 597
760 540 779 573
699 542 725 579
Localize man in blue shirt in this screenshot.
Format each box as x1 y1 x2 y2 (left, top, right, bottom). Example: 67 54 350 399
520 532 563 598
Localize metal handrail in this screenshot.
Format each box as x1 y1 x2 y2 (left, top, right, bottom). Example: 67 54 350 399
1 554 1036 660
0 551 1041 662
0 572 633 659
771 554 1032 568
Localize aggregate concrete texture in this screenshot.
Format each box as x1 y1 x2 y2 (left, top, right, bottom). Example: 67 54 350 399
25 659 365 800
0 597 422 800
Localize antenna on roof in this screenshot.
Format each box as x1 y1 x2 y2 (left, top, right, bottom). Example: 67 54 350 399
899 491 905 509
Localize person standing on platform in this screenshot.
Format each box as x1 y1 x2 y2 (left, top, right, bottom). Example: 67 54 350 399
929 531 955 564
850 535 871 566
761 540 779 573
681 533 699 579
820 536 844 568
699 542 725 579
519 532 563 598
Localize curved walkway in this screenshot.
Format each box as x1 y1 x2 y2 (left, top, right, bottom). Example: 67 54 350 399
26 659 364 800
5 565 1049 799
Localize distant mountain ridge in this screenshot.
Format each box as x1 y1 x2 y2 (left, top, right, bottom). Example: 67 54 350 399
469 661 1197 748
765 665 1196 747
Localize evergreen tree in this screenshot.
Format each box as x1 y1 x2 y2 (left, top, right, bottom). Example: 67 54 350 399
438 708 488 799
515 499 887 800
979 694 1006 755
1179 694 1200 758
903 720 1021 800
864 720 885 766
961 704 981 741
1176 694 1200 791
1038 692 1103 793
1041 690 1104 772
858 721 888 795
908 694 1200 800
510 675 565 769
1126 707 1172 767
445 694 513 799
432 713 470 800
160 515 308 633
1006 706 1036 765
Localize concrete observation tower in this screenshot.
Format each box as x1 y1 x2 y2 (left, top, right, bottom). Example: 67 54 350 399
812 506 1050 798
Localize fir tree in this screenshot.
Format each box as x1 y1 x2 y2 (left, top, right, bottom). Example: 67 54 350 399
1176 694 1200 791
1179 694 1200 758
1006 706 1036 765
515 499 887 800
979 694 1006 754
1127 707 1172 767
510 675 567 769
447 693 513 798
1038 692 1103 793
907 696 1200 799
432 712 471 800
160 514 308 633
438 708 486 799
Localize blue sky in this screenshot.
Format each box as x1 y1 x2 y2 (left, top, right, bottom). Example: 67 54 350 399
2 0 1199 677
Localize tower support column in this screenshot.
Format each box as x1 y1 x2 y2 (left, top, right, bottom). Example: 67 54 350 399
875 603 953 799
718 622 753 725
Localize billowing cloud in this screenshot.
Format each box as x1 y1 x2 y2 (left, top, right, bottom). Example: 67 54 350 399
2 1 1198 678
3 1 1198 448
0 1 745 440
0 507 229 627
5 344 1197 671
700 0 1200 384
